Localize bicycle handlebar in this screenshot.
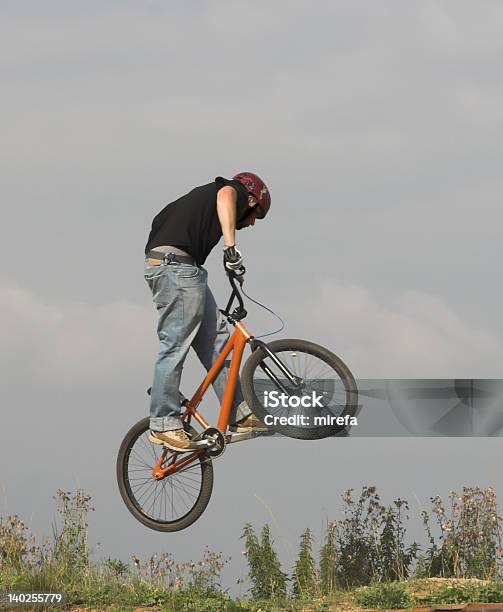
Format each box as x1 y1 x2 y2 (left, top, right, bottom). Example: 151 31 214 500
220 271 247 322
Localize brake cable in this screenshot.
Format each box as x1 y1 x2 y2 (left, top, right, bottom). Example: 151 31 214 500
240 284 285 338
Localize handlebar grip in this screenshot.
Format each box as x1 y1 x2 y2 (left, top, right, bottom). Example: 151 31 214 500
227 266 245 282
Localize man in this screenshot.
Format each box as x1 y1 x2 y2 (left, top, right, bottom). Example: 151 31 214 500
144 172 271 452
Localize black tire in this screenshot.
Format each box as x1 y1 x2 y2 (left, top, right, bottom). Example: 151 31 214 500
116 417 214 532
241 339 358 440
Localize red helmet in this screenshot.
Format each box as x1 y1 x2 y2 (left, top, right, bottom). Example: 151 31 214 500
233 172 271 219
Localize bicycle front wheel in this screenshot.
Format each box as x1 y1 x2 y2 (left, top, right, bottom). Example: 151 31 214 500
116 418 214 532
241 339 358 440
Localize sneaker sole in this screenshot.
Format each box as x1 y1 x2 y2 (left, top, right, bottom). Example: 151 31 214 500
228 426 269 433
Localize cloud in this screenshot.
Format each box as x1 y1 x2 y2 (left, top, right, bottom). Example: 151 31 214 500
2 280 501 393
0 285 156 388
304 280 503 378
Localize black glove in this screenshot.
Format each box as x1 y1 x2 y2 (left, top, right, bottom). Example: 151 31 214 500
223 245 245 277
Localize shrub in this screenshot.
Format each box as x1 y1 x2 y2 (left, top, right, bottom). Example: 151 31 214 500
242 523 288 600
422 580 503 605
417 487 503 579
355 582 414 609
319 521 337 595
477 581 503 603
0 515 38 571
293 528 319 598
0 489 235 609
332 487 381 587
377 500 419 582
332 487 419 588
50 489 93 572
130 547 227 593
104 557 130 578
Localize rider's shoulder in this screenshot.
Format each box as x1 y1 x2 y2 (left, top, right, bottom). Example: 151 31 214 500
214 176 246 193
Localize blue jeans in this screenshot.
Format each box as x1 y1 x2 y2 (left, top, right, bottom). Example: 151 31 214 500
144 260 251 431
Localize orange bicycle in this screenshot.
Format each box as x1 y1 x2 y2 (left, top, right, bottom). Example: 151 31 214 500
116 274 358 531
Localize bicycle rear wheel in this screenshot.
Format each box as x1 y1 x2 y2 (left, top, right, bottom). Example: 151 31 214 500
241 339 358 440
116 418 213 531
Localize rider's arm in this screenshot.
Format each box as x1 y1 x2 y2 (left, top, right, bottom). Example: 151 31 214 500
216 186 237 247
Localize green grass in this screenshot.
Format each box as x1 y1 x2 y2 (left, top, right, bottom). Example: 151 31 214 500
3 565 503 610
354 579 503 609
423 580 503 605
354 582 415 609
0 566 246 611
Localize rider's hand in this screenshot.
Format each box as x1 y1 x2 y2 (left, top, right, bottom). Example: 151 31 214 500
223 245 244 273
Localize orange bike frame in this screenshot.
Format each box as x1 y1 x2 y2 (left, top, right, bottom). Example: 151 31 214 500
151 320 252 480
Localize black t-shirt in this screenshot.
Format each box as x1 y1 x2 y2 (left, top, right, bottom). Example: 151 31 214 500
145 177 249 265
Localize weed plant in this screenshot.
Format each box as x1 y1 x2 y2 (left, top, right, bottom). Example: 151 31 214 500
2 484 503 609
417 486 503 579
354 582 414 609
241 523 288 600
0 490 239 610
292 528 319 598
324 487 419 588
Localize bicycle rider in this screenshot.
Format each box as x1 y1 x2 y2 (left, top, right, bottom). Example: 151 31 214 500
144 173 270 452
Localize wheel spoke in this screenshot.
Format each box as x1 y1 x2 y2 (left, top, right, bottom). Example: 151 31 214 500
248 344 357 436
120 423 209 527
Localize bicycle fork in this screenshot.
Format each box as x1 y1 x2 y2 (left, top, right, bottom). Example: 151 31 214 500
251 339 304 392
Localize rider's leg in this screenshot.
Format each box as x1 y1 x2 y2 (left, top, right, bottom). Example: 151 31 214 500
146 262 207 432
191 281 252 425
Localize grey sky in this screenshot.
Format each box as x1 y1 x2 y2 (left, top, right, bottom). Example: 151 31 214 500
1 0 503 594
